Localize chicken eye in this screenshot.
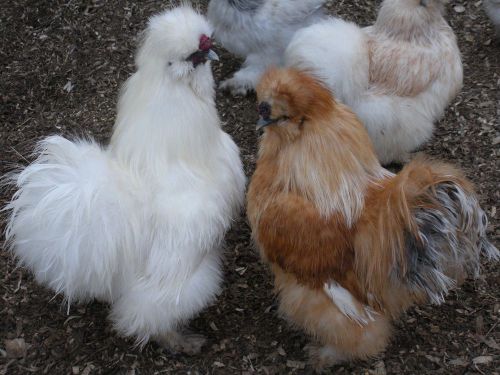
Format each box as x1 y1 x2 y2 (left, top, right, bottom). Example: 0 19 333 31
258 102 272 119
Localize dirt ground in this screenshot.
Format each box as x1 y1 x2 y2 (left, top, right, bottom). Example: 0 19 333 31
0 0 498 374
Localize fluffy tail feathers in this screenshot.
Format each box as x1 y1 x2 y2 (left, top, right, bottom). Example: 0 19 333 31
3 135 131 305
355 157 498 311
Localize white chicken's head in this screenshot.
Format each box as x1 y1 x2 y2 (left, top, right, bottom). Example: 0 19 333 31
136 6 218 83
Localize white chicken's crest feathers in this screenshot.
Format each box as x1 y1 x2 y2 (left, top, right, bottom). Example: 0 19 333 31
136 6 212 69
4 6 246 346
135 6 216 98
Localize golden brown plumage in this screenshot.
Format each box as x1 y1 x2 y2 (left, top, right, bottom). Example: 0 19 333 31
247 68 498 370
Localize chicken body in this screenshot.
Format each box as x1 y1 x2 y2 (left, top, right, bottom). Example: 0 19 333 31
285 0 463 165
247 68 498 369
207 0 326 95
4 7 246 352
484 0 500 37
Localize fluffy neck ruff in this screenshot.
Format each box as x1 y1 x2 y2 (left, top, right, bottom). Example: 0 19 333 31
257 103 388 227
109 63 220 175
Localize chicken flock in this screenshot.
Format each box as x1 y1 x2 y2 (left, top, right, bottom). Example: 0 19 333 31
3 1 498 371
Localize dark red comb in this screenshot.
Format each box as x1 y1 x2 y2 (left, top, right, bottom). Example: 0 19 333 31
199 34 212 52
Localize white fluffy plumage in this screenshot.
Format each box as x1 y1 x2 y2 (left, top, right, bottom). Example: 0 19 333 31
3 6 246 352
207 0 326 95
285 0 463 165
484 0 500 37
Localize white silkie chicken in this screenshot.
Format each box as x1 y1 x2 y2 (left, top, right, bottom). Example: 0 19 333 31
285 0 463 165
4 6 246 354
484 0 500 37
207 0 326 95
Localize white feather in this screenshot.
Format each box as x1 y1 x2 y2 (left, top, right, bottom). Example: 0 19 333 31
323 282 377 326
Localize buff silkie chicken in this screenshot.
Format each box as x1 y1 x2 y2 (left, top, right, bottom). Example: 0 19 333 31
285 0 463 165
484 0 500 37
207 0 326 95
247 68 498 370
3 6 246 354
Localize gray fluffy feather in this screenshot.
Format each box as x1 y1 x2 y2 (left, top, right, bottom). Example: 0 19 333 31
227 0 264 12
207 0 327 94
400 183 498 304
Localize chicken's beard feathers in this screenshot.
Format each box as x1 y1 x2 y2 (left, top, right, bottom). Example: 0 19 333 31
165 60 216 99
188 63 216 100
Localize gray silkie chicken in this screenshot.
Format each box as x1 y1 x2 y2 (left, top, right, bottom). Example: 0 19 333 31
207 0 327 95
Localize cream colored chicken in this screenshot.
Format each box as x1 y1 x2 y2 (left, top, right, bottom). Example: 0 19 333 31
286 0 463 165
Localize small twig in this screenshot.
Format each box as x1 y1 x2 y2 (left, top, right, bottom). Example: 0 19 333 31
484 320 498 338
63 315 81 326
474 363 486 375
0 359 16 375
10 147 30 164
13 271 23 293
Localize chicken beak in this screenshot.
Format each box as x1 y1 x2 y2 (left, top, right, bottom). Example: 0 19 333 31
256 117 274 131
206 49 219 61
